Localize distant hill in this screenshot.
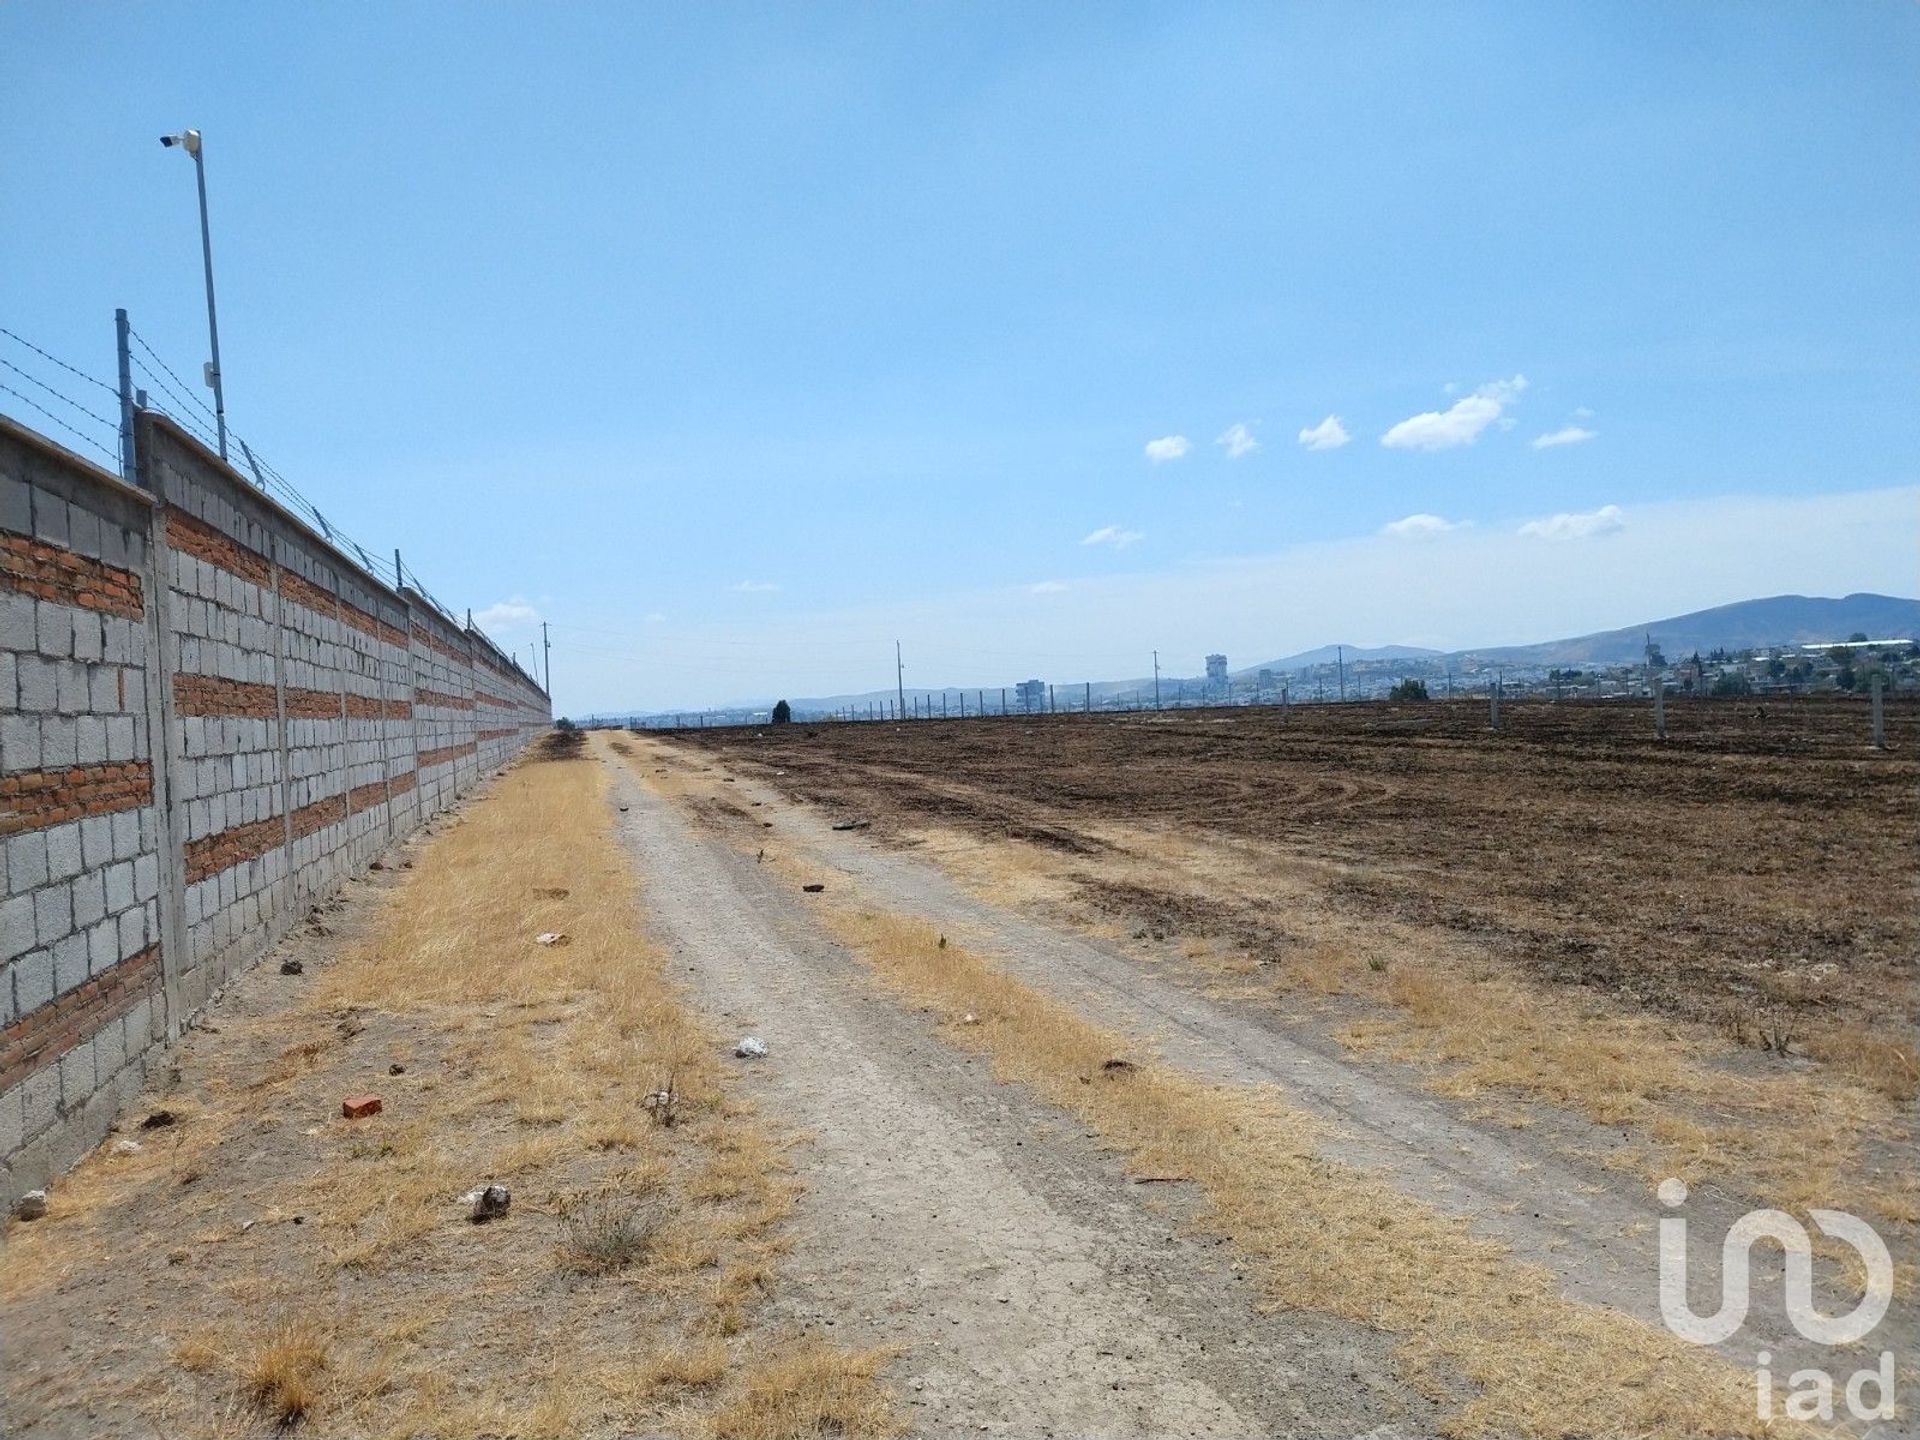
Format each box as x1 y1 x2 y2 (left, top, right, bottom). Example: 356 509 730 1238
1458 593 1920 668
594 592 1919 720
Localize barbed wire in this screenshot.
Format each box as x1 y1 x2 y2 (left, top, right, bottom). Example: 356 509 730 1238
0 317 544 693
0 380 119 464
127 327 220 427
0 330 122 464
0 327 119 398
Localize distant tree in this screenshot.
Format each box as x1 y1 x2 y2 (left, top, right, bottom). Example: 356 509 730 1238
1765 657 1786 679
1835 666 1857 692
1388 678 1429 702
1710 672 1753 698
1848 631 1870 643
554 716 577 731
771 700 793 724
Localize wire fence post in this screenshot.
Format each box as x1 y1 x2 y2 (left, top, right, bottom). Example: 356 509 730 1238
1871 674 1886 749
114 309 137 485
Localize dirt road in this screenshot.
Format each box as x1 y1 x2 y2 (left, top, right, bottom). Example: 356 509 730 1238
603 735 1884 1436
606 750 1429 1438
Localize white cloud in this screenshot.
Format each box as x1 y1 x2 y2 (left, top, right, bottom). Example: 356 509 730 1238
1518 504 1625 541
1029 580 1069 594
1297 414 1351 451
472 597 540 630
1216 422 1258 459
1081 524 1144 549
1381 513 1468 537
1144 434 1190 463
1532 425 1598 449
1381 374 1528 451
732 580 780 593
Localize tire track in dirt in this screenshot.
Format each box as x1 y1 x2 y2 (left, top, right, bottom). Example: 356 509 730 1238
604 754 1436 1440
674 752 1868 1394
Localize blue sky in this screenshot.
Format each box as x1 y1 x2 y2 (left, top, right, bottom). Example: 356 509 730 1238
4 3 1916 712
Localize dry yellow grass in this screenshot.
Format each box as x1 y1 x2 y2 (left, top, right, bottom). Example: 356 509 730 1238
707 1341 899 1440
908 817 1913 1226
2 744 894 1438
244 1321 329 1427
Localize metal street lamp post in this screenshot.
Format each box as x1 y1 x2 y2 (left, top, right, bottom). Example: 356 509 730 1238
160 128 227 460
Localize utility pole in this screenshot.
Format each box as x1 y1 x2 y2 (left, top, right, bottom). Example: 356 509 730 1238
542 621 551 694
1337 645 1346 702
895 640 906 720
1152 650 1162 710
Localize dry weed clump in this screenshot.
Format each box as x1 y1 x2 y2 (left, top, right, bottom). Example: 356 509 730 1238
245 1322 329 1426
561 1190 672 1276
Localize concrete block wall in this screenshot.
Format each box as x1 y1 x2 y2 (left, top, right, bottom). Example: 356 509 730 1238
1 412 549 1199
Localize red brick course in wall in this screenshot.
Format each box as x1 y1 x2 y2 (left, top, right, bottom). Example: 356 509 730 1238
172 674 415 722
344 694 412 721
171 673 278 719
290 794 346 842
1 532 145 618
171 673 329 720
411 623 467 664
347 780 391 813
275 566 333 620
0 945 161 1094
183 813 285 886
0 763 153 837
415 688 474 711
389 771 417 797
477 728 518 742
165 508 271 587
279 568 409 649
182 780 406 885
165 507 410 649
416 741 477 771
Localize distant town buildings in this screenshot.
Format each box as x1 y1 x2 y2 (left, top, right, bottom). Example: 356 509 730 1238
1205 653 1228 686
1015 678 1046 711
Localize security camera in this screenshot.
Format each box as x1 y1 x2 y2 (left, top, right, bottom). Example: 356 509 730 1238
159 130 201 156
160 134 179 147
